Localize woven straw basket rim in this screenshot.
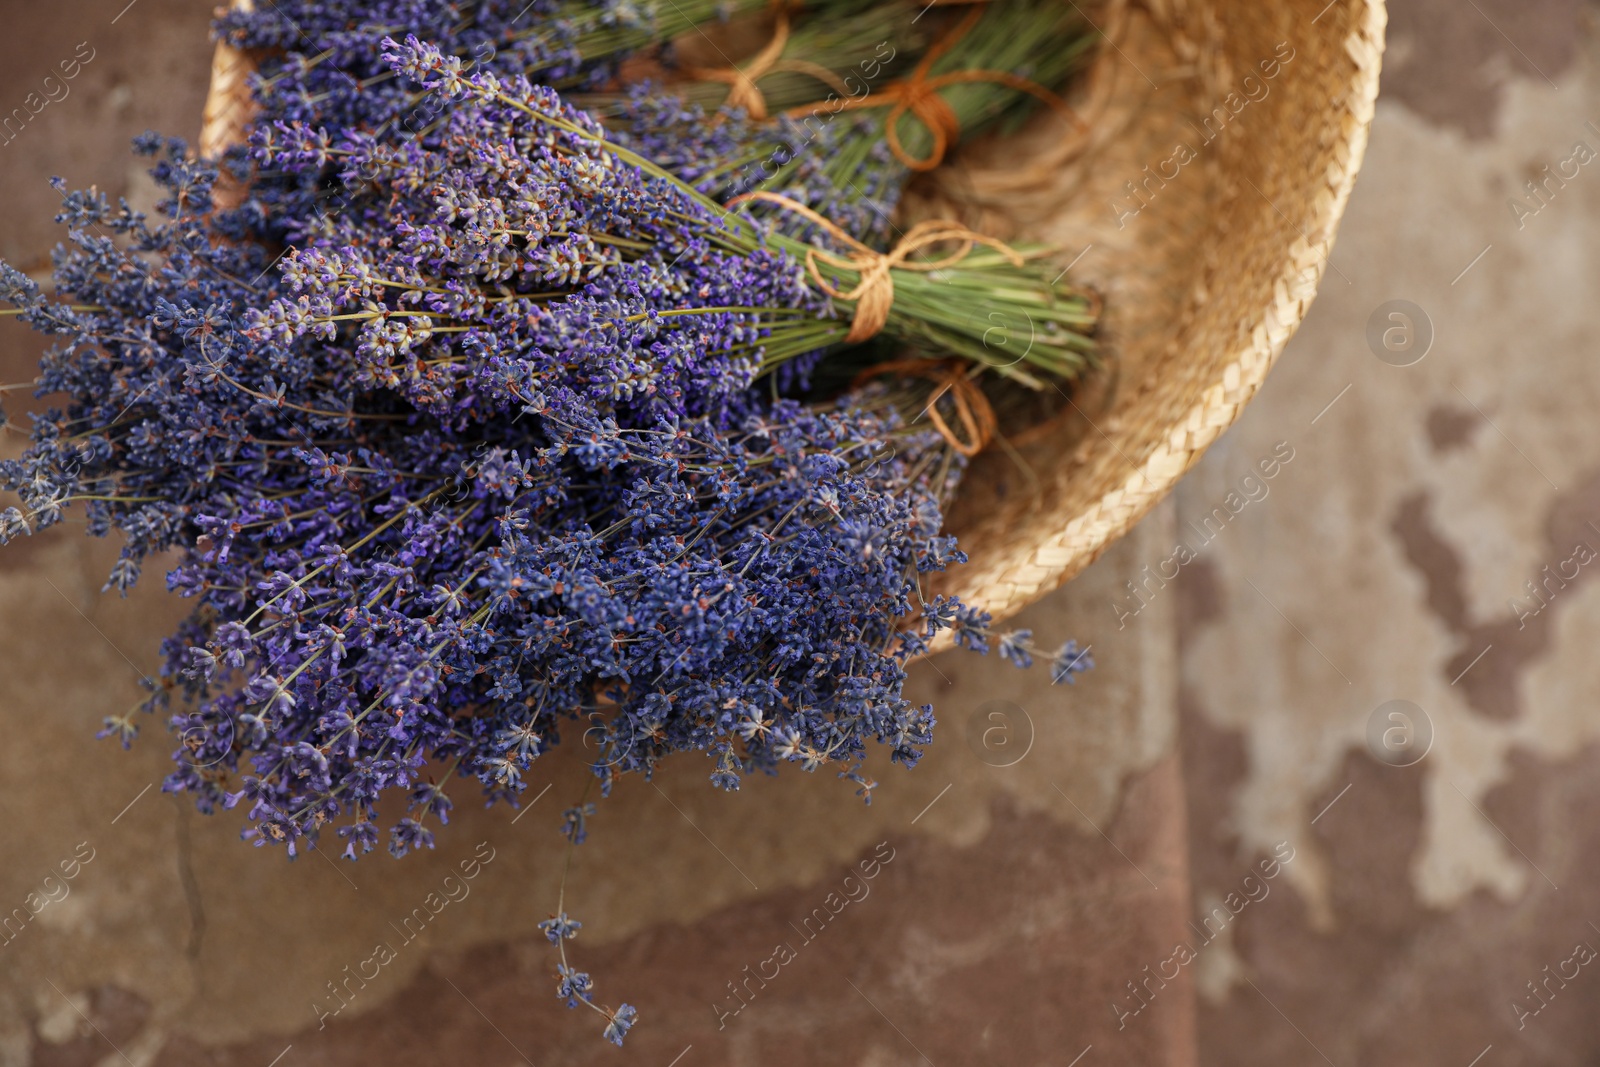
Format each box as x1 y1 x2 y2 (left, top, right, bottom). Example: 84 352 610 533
199 0 1386 626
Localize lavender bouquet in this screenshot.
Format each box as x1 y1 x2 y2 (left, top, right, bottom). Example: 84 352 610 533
0 3 1100 1046
256 47 1097 398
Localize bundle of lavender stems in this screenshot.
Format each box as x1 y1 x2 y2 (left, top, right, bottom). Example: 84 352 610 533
0 0 1100 1043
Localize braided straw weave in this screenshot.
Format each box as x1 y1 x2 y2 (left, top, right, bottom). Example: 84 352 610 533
200 0 256 162
199 0 1385 625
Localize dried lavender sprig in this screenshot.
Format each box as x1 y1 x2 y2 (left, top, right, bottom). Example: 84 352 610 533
542 788 636 1045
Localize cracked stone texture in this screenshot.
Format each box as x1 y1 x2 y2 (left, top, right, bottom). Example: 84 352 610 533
7 0 1600 1064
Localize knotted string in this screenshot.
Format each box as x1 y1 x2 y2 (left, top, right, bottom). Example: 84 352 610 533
853 359 997 457
727 190 1024 344
786 6 1086 171
685 10 852 120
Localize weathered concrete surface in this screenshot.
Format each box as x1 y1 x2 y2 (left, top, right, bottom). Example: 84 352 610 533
1180 1 1600 1063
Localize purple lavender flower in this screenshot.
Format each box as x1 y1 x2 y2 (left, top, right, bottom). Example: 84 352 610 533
539 913 583 943
602 1004 638 1045
556 964 595 1007
997 628 1035 669
1051 640 1094 685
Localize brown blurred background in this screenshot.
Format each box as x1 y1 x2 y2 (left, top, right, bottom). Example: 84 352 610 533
3 1 1600 1064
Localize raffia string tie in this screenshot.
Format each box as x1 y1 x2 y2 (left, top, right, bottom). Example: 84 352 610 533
785 6 1086 171
727 190 1024 344
853 359 997 457
685 10 851 121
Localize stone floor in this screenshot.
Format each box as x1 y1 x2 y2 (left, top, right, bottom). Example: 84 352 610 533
2 1 1599 1065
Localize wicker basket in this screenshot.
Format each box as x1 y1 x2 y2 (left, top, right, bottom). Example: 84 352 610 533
200 0 1385 624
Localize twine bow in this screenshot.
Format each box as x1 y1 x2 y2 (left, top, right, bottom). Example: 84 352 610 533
854 359 997 457
787 6 1085 171
685 10 851 120
728 190 1023 344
